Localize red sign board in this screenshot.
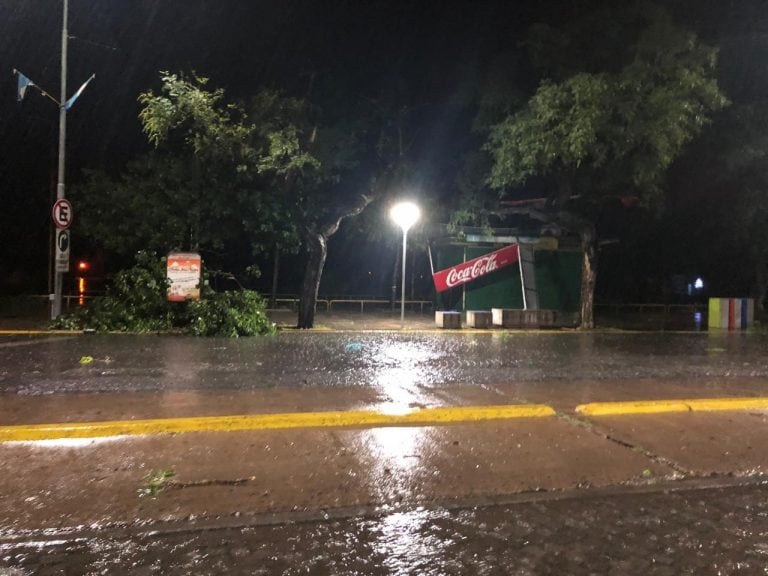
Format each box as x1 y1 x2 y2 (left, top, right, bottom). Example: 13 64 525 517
167 252 202 302
52 199 73 229
432 244 520 293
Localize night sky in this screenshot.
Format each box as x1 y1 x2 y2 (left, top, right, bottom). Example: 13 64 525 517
2 1 768 300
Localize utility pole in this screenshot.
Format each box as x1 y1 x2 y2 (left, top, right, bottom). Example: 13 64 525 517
14 0 93 320
51 0 69 319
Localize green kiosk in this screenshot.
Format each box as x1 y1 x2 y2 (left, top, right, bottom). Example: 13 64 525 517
428 226 582 328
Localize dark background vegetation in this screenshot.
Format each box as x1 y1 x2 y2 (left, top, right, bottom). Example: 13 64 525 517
2 0 767 305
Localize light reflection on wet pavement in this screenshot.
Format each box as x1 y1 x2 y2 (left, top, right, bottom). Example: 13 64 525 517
3 482 768 575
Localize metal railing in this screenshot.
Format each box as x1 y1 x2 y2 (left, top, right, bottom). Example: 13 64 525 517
594 303 707 331
595 303 705 314
5 294 433 315
328 299 432 313
271 297 330 311
268 296 433 314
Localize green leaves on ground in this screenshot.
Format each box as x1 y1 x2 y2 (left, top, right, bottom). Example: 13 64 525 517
51 251 275 337
138 469 176 498
188 290 276 337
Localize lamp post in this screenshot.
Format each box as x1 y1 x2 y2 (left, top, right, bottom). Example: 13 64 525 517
390 201 420 326
15 0 94 319
52 0 69 320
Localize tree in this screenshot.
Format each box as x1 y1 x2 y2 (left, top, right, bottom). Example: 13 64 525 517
75 73 311 264
139 73 319 254
483 5 727 327
76 72 385 329
290 114 398 328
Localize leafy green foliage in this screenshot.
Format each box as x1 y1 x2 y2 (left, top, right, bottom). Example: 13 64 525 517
52 251 172 332
488 73 610 186
73 70 389 329
51 252 274 337
486 12 728 205
188 290 276 337
73 72 319 268
462 6 730 329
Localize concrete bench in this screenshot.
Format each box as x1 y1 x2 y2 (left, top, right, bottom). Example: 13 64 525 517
492 308 559 328
466 310 492 329
435 311 461 329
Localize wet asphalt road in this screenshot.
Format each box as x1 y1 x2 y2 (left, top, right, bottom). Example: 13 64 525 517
2 329 768 574
3 481 768 575
2 331 768 396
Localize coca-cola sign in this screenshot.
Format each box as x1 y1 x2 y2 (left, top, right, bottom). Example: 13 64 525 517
432 244 520 293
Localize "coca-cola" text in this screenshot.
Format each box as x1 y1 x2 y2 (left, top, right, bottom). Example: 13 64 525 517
445 254 499 288
432 244 520 293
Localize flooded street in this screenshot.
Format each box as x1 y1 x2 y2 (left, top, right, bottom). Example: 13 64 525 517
2 331 768 396
3 481 768 575
1 329 768 574
2 330 768 424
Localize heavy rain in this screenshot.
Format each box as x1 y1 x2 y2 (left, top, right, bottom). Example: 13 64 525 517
3 0 768 574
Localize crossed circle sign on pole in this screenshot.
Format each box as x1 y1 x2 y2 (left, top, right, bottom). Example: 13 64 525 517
52 199 73 230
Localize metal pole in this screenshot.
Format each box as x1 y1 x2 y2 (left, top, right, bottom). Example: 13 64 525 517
400 229 408 326
52 0 68 319
517 244 527 310
462 245 466 312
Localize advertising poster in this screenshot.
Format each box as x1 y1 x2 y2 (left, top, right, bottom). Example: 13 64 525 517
167 252 202 302
432 244 520 293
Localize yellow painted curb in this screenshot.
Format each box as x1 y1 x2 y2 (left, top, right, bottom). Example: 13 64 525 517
0 404 555 443
0 330 77 336
576 397 768 416
686 398 768 412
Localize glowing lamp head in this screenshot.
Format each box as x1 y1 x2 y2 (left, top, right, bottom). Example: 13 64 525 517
77 260 90 272
390 201 420 232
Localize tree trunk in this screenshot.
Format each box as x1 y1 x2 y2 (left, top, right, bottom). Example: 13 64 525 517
298 232 328 329
579 226 598 329
297 193 375 328
270 244 280 308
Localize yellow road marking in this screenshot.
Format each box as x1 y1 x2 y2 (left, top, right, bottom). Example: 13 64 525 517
0 330 77 336
5 396 767 442
576 397 768 416
0 404 555 443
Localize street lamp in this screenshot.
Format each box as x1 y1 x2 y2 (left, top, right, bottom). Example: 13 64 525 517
390 201 421 326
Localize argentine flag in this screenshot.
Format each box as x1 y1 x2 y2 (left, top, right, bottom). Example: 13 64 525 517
65 74 95 110
14 69 34 102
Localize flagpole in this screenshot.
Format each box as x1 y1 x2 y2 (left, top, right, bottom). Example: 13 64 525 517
51 0 68 319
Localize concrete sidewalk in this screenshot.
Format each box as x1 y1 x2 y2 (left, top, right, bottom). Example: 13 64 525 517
2 409 767 535
0 309 439 332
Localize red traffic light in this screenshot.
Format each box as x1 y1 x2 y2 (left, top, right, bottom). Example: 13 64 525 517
77 260 90 272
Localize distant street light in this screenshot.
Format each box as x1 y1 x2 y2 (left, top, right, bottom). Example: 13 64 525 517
390 201 421 326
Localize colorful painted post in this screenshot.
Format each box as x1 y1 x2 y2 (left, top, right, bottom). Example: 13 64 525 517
709 297 754 330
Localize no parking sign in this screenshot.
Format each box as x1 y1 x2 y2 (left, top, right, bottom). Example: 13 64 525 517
52 199 73 229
